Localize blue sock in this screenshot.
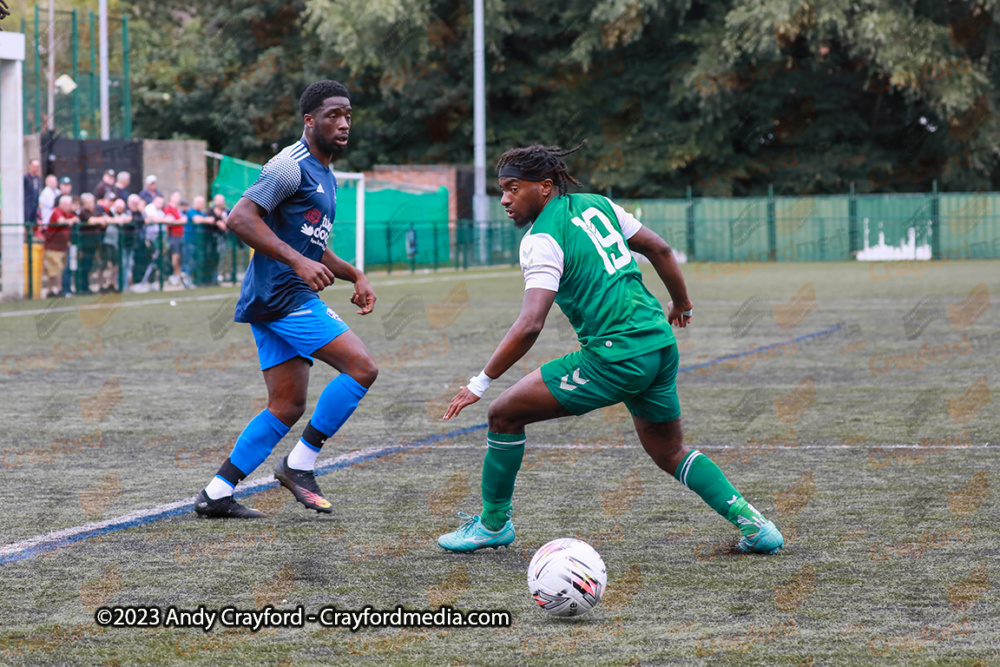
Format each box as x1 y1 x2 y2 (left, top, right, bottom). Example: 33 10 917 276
309 374 368 438
220 408 290 483
287 375 367 471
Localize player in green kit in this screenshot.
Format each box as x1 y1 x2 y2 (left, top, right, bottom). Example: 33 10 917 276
437 143 784 555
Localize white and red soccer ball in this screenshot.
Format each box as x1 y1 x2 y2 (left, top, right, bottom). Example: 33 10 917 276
527 538 607 617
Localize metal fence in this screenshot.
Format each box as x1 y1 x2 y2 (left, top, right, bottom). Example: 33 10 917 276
3 188 998 299
9 222 247 299
17 8 132 139
624 188 1000 263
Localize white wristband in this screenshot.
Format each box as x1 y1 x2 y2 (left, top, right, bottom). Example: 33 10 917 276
683 309 693 317
467 370 493 398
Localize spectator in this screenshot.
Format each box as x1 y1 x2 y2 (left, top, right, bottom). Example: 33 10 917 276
93 169 116 201
61 184 79 294
139 174 159 204
38 174 58 236
210 194 230 223
24 159 41 226
162 191 186 287
114 171 132 201
100 196 128 292
43 195 78 298
122 194 145 291
185 195 211 287
200 194 229 286
163 191 183 219
76 193 106 294
132 195 169 291
143 194 168 230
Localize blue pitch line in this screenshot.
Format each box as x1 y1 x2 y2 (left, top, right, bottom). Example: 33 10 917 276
0 424 487 566
0 324 844 566
677 324 843 373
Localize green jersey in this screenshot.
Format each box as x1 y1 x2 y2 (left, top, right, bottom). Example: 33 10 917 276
519 193 675 362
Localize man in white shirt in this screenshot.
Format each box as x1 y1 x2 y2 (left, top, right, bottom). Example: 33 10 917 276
133 195 170 291
38 175 58 235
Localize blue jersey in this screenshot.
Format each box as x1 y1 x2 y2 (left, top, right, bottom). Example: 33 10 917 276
234 139 337 323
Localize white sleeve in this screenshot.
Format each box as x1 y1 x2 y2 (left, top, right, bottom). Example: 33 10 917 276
605 197 643 240
519 232 564 292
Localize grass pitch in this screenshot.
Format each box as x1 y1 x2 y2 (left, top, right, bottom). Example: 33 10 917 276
0 260 997 666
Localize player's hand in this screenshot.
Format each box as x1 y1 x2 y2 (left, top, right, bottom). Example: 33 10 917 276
667 300 693 328
443 387 480 421
350 276 377 315
293 257 335 291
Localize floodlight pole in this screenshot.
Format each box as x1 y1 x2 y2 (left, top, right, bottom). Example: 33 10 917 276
472 0 488 264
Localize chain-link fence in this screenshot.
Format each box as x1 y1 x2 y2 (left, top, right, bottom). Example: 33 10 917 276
17 8 131 139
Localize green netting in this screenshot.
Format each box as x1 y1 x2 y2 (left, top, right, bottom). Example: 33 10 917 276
211 155 264 209
333 181 450 270
210 156 450 270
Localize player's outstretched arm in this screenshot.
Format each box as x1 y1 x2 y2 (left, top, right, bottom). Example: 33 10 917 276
627 226 694 328
443 288 556 420
227 197 334 291
321 248 376 315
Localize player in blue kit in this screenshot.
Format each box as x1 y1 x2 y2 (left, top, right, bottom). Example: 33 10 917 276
194 80 379 518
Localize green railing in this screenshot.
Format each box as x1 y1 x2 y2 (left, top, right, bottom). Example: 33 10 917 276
331 218 452 274
621 188 1000 262
13 222 248 299
4 189 999 299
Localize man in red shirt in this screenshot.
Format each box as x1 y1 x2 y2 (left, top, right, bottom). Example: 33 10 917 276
43 196 79 297
163 191 186 286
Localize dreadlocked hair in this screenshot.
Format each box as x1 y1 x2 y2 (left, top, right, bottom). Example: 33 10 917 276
495 141 587 196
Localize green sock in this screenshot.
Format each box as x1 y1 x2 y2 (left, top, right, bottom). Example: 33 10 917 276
675 450 769 537
480 430 526 531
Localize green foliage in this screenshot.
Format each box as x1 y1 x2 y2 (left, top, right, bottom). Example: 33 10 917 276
126 0 1000 196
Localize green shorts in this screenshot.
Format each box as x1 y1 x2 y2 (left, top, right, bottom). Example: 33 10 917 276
540 344 680 423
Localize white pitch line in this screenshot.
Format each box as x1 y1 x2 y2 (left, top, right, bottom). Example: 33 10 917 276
0 270 520 319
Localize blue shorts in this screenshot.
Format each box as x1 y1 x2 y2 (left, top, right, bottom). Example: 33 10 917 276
250 298 350 371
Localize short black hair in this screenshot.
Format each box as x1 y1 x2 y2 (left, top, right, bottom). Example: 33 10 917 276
300 80 350 118
495 142 586 196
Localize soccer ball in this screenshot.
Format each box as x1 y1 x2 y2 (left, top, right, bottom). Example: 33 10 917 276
527 538 607 617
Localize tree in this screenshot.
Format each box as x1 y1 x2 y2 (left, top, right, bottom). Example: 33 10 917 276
128 0 999 196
